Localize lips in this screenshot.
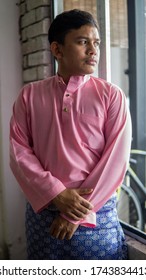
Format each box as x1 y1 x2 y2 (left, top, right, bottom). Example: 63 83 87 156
86 59 97 65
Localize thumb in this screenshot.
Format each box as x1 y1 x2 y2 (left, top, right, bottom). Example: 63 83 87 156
77 188 93 195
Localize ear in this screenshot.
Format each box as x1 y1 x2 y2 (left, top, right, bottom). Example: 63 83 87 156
50 42 63 60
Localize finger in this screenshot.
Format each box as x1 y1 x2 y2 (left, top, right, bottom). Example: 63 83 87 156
49 224 54 236
64 206 91 221
64 211 82 221
51 228 61 239
78 188 93 195
65 230 74 240
49 223 61 239
72 208 89 218
58 230 67 240
80 199 93 210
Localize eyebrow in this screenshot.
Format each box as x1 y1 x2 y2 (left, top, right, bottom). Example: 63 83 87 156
75 36 101 42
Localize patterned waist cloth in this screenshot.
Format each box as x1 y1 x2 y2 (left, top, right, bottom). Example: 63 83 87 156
25 194 128 260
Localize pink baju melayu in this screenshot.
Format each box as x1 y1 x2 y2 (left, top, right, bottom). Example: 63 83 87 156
10 74 132 228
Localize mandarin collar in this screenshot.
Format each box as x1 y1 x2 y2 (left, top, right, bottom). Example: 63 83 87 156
56 74 90 93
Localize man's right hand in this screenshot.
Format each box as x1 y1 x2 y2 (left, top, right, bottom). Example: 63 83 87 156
52 188 93 221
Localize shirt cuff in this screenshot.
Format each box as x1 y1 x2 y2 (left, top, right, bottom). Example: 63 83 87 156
60 211 96 228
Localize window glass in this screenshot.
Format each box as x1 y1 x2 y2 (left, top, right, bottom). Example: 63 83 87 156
110 0 129 98
63 0 97 19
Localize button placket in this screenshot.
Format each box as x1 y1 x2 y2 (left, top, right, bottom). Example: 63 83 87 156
62 91 73 113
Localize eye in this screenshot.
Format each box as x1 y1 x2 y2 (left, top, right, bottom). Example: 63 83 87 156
94 41 100 47
78 39 88 45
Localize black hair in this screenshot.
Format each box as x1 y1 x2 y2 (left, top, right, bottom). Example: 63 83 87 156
48 9 99 44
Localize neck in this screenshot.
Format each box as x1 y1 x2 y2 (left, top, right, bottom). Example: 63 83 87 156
57 69 72 84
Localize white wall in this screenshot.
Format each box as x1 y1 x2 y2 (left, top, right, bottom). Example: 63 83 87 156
0 0 26 259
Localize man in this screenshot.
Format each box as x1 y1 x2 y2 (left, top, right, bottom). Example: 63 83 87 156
10 9 132 259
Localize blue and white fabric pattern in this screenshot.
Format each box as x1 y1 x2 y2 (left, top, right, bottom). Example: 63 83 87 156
25 194 128 260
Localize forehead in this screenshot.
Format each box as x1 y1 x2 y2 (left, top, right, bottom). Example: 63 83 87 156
65 25 100 41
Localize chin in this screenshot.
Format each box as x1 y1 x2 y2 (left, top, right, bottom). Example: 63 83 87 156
83 69 95 75
84 66 97 74
74 67 96 76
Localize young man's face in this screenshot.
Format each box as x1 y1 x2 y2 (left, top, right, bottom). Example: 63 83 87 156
56 24 100 81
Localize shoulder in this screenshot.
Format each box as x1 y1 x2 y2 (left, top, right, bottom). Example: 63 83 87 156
21 76 55 94
90 76 125 94
17 76 56 102
13 76 56 112
90 76 127 104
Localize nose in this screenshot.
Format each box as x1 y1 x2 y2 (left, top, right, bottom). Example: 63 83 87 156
87 43 98 56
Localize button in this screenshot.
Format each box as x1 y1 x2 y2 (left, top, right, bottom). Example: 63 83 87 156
66 94 70 97
63 107 68 112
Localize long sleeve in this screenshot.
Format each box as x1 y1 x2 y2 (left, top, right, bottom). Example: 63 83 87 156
10 86 66 213
78 86 132 226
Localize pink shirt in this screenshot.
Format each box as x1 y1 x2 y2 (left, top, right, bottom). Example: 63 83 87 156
10 74 132 227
